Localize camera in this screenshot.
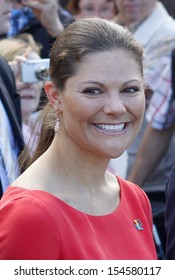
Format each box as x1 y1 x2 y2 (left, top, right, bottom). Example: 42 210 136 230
21 59 50 83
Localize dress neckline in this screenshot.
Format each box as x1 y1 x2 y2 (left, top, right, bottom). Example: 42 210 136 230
7 176 126 218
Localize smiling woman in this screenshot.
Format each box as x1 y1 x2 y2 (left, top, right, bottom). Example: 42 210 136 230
0 18 157 260
50 48 144 159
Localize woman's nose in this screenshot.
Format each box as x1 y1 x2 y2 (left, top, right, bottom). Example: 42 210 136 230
103 92 126 115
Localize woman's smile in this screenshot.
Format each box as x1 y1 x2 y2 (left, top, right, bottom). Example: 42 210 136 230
92 122 126 133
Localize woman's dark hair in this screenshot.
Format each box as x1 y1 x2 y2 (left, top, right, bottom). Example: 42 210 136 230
19 17 144 171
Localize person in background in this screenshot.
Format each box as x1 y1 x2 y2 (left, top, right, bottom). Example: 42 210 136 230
0 18 157 260
8 0 74 58
114 1 175 198
8 0 74 114
0 33 43 156
124 0 175 184
147 55 175 260
113 0 175 255
0 0 24 197
66 0 118 19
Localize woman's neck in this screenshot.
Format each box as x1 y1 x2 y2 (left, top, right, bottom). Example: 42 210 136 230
45 135 111 191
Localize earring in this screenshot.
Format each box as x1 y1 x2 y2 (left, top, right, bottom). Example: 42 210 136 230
55 118 61 133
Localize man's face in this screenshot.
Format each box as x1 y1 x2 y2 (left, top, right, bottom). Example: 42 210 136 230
115 0 157 25
0 0 12 35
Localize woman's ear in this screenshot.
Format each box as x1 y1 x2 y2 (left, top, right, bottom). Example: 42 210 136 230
44 81 62 111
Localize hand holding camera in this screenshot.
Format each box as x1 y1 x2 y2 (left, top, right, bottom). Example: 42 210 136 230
8 55 27 79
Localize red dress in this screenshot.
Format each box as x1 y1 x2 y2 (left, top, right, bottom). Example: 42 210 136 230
0 177 157 260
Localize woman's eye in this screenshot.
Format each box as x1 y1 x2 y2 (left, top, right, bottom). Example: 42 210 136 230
83 88 103 95
123 87 140 94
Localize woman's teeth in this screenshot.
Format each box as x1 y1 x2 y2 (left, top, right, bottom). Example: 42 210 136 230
95 123 125 132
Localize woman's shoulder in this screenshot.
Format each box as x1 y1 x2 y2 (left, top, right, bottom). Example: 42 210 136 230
0 186 61 237
0 186 56 221
117 176 151 209
0 186 60 260
1 185 45 201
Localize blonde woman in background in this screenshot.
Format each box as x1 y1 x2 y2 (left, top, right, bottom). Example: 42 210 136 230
0 33 43 156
